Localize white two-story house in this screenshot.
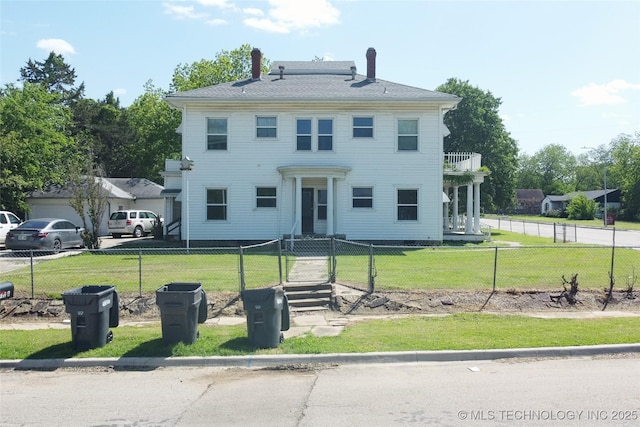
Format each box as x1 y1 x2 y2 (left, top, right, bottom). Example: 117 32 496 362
164 47 486 245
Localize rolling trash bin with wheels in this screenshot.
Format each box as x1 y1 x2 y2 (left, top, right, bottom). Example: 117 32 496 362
241 286 290 349
62 285 119 350
155 282 207 345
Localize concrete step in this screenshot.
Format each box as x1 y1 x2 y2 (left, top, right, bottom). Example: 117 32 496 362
284 281 333 311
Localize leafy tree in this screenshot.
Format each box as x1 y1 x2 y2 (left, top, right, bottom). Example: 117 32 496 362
531 144 577 195
68 152 108 249
515 153 542 189
71 93 136 177
437 78 519 212
170 44 271 92
0 83 77 214
19 52 85 104
125 81 181 180
566 193 597 220
609 132 640 220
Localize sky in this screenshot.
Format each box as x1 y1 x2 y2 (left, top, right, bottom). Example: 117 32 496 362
1 0 639 156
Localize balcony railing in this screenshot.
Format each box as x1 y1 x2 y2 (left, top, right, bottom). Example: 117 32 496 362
444 152 482 172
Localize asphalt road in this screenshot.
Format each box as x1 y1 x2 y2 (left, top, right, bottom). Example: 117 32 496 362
2 356 639 426
482 218 640 247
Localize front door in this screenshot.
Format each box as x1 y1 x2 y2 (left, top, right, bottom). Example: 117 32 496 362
302 188 314 234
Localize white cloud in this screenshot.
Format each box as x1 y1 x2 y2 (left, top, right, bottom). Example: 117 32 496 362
572 79 640 106
243 8 264 17
36 38 76 55
163 2 209 20
244 0 340 33
196 0 235 10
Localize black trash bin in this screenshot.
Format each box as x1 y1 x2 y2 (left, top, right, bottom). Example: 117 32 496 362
155 282 207 345
241 286 290 349
62 285 118 350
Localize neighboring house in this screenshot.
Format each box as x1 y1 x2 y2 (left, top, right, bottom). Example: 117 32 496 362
541 189 621 216
164 47 487 244
514 189 544 215
27 178 165 235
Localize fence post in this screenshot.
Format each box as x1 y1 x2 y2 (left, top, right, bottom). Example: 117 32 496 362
329 237 336 283
277 239 283 285
239 246 245 292
493 246 498 292
138 248 143 297
553 223 557 243
30 250 35 298
368 243 374 293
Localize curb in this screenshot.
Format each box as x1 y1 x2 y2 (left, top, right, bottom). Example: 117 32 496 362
2 343 639 370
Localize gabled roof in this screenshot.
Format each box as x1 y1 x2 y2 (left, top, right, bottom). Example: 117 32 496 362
544 189 618 202
516 189 544 200
27 178 164 200
166 58 460 108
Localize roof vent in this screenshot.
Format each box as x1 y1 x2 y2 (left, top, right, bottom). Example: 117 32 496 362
350 66 356 80
279 65 285 80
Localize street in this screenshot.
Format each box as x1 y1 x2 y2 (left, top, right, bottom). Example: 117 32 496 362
2 355 639 426
482 218 640 247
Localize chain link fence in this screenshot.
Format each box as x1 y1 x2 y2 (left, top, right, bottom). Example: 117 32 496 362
1 238 638 299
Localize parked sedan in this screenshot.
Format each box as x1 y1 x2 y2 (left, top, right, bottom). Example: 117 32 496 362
5 218 85 253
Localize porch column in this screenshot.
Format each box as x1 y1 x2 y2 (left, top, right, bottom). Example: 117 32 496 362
326 176 334 235
465 183 473 233
474 182 481 233
443 195 449 230
295 176 302 235
453 186 459 231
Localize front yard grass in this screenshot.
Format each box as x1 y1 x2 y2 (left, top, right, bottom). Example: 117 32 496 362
1 313 639 360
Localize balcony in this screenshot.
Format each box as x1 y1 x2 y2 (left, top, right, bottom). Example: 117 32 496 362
444 152 483 172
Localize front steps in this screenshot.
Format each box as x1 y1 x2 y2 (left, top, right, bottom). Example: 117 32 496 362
284 281 332 312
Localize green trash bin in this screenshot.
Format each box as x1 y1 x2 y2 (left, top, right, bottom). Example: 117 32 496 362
62 285 118 350
155 282 207 345
241 286 290 349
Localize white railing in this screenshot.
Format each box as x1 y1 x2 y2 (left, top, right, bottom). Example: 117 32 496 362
444 152 482 171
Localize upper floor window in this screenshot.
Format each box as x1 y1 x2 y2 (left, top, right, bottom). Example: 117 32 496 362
256 187 277 208
296 118 333 151
296 119 312 151
398 119 418 151
256 116 277 138
352 187 373 208
206 189 227 220
318 119 333 150
397 189 418 221
353 117 373 138
207 118 227 150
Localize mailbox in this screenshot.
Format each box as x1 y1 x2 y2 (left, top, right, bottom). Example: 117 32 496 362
0 282 14 300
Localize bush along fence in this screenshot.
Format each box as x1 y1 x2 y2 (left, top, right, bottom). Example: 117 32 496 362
1 238 638 299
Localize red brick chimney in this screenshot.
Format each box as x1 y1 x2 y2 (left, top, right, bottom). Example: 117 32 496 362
251 48 261 80
366 47 376 82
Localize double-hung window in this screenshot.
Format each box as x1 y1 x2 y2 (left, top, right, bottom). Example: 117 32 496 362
256 116 277 138
352 187 373 208
353 117 373 138
397 189 418 221
398 119 418 151
207 189 227 220
296 119 312 151
207 118 227 150
256 187 277 208
318 119 333 150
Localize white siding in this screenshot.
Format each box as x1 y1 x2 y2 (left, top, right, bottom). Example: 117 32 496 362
180 106 446 242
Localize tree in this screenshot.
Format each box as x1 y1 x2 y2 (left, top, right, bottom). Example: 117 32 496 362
515 153 542 189
437 78 519 212
68 152 108 249
531 144 577 195
170 44 271 92
566 193 597 220
609 132 640 220
125 81 181 181
0 83 77 214
19 52 85 104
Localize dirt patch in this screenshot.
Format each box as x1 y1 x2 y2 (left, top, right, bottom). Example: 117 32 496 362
1 288 638 323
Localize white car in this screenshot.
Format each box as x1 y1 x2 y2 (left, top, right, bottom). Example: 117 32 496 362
0 211 22 246
108 210 162 238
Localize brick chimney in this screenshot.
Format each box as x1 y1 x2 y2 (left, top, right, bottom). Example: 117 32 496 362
251 48 262 80
366 47 376 82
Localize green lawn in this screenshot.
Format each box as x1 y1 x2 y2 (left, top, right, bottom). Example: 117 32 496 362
1 314 638 360
4 230 638 296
